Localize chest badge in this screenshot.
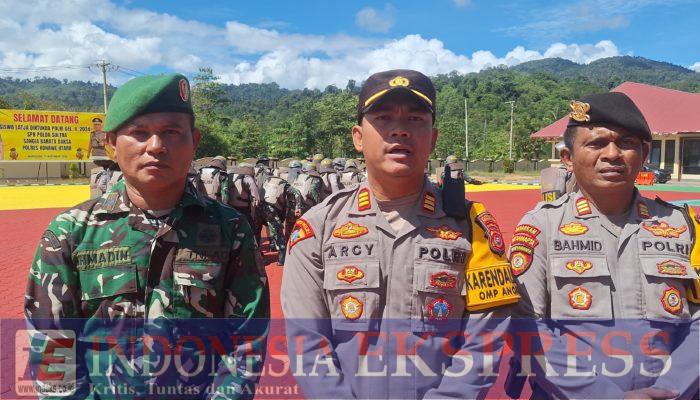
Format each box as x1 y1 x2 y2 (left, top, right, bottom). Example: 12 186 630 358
642 221 687 238
661 286 682 315
427 297 452 321
569 287 592 310
426 225 463 241
657 260 687 276
559 222 589 236
430 271 458 289
337 266 365 284
340 296 363 320
566 259 593 275
333 222 369 239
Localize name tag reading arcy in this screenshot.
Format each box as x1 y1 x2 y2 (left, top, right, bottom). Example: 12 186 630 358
466 263 520 311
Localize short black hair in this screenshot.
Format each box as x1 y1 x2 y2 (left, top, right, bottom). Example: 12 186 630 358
563 126 578 154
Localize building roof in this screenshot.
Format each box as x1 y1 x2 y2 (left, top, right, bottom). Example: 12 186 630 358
531 82 700 139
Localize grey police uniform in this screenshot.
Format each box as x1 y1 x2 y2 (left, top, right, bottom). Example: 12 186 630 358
512 190 700 398
281 178 520 399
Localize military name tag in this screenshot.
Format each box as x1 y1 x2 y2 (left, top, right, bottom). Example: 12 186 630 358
466 263 520 311
175 247 229 263
75 246 131 271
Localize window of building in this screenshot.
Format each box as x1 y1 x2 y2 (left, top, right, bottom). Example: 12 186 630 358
648 140 662 168
682 138 700 175
664 140 675 171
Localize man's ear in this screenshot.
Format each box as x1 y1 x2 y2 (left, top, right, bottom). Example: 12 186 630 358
106 132 117 159
430 127 439 153
640 141 650 167
351 124 363 152
192 128 202 149
560 147 574 172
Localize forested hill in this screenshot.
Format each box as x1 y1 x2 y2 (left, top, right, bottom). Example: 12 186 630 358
0 56 697 160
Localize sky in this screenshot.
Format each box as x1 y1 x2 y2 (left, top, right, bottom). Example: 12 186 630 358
0 0 698 89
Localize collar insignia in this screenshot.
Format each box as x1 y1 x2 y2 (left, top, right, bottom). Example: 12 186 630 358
422 192 436 214
358 188 371 211
333 222 369 239
575 197 592 216
569 100 591 122
637 202 651 219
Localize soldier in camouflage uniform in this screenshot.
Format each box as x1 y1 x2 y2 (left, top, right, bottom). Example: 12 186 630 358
290 161 322 215
261 172 292 265
283 160 304 245
24 73 269 400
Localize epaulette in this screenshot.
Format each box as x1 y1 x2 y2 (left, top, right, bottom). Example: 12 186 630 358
532 191 569 212
654 196 685 211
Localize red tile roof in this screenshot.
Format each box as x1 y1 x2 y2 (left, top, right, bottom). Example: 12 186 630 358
531 82 700 139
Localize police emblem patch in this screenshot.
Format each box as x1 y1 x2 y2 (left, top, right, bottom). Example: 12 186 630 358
661 286 682 314
340 296 363 320
575 197 592 216
426 297 452 321
566 259 593 275
337 266 365 284
429 272 458 289
426 225 463 241
559 222 589 236
510 251 532 276
569 287 592 310
475 211 505 256
642 221 688 238
288 218 315 253
389 76 410 87
569 100 591 122
656 260 687 276
333 222 369 239
358 189 371 211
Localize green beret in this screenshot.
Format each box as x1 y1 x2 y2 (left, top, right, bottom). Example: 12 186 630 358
105 73 193 132
567 92 651 142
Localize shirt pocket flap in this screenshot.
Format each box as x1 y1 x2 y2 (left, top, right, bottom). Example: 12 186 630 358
640 257 698 280
174 262 221 289
323 262 380 290
416 265 464 295
551 256 610 279
79 264 138 301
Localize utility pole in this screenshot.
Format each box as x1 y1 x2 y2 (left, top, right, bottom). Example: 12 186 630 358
97 60 111 113
464 98 469 162
505 100 515 159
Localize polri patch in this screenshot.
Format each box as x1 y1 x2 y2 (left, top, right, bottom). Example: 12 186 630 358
510 251 532 276
333 222 369 239
661 286 682 315
568 287 592 310
288 218 315 253
340 295 363 320
475 211 505 256
427 297 452 321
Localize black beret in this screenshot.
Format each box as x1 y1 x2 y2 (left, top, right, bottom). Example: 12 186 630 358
567 92 651 142
357 69 436 124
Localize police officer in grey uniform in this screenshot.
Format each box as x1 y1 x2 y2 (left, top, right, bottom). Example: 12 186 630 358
539 142 578 202
281 69 520 399
511 93 699 399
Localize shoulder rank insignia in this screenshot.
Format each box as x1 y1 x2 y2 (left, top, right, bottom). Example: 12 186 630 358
427 297 452 321
566 259 593 275
422 192 436 214
575 197 592 216
559 222 589 236
661 286 682 315
656 260 687 276
430 271 458 289
426 225 462 241
288 218 315 253
475 211 505 256
103 192 120 212
337 266 365 284
333 222 369 239
569 100 591 122
637 201 651 219
340 295 363 320
358 188 371 211
569 287 592 310
642 221 688 238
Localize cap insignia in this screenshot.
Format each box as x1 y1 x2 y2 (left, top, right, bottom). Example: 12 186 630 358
389 76 410 87
569 100 591 122
179 79 190 102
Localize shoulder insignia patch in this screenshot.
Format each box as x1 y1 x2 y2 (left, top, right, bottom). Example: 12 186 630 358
103 192 120 211
566 259 593 275
426 297 452 321
642 221 688 238
340 295 363 320
426 225 463 241
510 251 533 276
657 260 687 276
661 286 682 315
358 189 371 211
511 233 539 248
429 271 458 289
559 222 589 236
569 286 592 310
288 218 315 253
337 266 365 284
475 211 505 256
333 222 369 239
637 201 651 219
41 230 61 250
422 192 436 214
515 224 541 237
575 197 591 216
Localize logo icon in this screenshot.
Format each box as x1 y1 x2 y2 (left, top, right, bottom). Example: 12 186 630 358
642 221 687 238
426 225 463 241
429 272 458 289
389 76 410 87
337 266 365 284
566 259 593 275
569 287 592 310
333 222 369 239
427 297 452 321
569 100 591 122
661 286 682 314
340 296 363 320
559 222 589 236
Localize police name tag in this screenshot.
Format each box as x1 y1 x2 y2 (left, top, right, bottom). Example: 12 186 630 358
465 263 520 311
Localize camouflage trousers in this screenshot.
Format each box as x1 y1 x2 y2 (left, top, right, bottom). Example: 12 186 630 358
262 203 286 264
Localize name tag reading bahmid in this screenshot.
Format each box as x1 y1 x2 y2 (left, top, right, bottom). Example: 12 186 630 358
465 263 520 311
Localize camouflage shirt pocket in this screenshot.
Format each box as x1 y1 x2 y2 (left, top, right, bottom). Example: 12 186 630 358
173 262 223 318
78 263 140 319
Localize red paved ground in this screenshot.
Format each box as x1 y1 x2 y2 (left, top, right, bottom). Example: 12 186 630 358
0 188 697 398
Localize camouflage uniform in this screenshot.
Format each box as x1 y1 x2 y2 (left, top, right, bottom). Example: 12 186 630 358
25 179 270 399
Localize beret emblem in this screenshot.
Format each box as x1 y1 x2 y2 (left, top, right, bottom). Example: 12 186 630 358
569 100 591 122
389 76 410 87
179 79 190 102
